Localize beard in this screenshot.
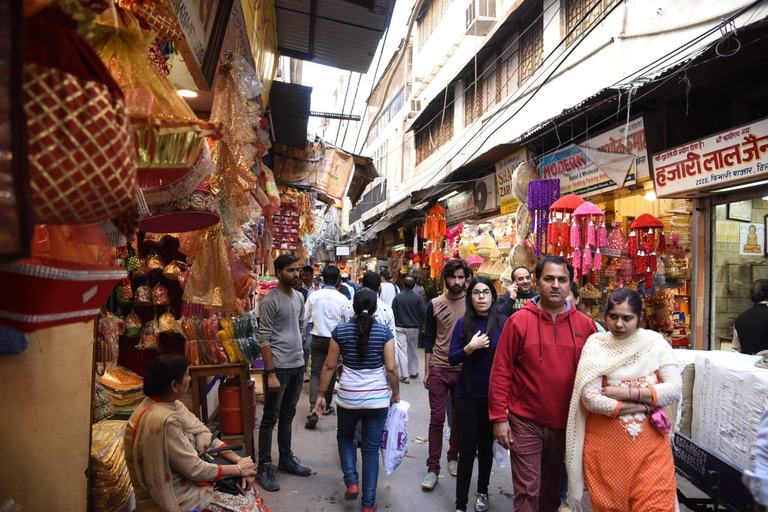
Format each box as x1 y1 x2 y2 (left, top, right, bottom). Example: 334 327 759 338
448 283 464 294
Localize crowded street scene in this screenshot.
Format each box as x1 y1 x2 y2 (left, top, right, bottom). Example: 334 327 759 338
2 0 768 511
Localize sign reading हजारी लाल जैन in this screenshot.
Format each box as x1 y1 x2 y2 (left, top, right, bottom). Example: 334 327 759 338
652 117 768 198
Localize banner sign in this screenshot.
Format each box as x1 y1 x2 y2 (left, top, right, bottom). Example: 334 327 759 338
540 116 647 197
309 147 355 201
443 190 475 225
495 148 530 214
652 118 768 198
585 115 649 180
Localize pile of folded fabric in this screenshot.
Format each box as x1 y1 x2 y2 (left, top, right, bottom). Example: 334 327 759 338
99 366 145 417
89 420 135 512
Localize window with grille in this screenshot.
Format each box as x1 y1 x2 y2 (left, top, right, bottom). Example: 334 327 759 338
499 30 519 100
519 10 543 83
417 0 455 50
415 93 454 165
565 0 609 46
463 73 476 126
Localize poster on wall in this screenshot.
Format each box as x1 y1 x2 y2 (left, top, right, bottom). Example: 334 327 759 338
495 148 531 214
740 222 765 256
652 117 768 198
539 116 648 197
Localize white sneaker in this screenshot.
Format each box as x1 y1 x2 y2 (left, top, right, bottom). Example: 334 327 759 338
448 460 458 477
421 471 438 490
475 493 489 511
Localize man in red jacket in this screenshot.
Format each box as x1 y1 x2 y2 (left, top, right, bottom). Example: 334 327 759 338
489 256 597 512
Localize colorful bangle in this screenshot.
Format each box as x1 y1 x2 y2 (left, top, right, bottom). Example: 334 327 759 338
317 388 326 394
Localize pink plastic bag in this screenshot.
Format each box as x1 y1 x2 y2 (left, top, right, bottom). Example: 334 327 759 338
650 407 671 434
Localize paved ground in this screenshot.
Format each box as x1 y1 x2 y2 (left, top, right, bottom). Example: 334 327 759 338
251 351 702 511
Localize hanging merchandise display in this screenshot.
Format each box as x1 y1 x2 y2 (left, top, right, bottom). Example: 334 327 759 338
527 179 560 257
423 205 447 278
570 201 607 281
182 225 238 312
23 6 138 235
272 202 300 252
509 162 539 272
142 146 216 207
547 194 585 258
95 10 220 187
139 184 221 233
601 221 630 259
0 245 127 333
628 213 666 290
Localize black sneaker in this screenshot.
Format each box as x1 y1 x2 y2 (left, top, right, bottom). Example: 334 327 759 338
278 454 312 476
305 413 318 429
256 464 280 491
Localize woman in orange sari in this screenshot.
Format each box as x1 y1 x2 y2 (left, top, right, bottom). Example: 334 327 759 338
565 288 681 511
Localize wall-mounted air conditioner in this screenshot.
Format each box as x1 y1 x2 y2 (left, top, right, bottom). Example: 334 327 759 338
408 99 422 118
465 0 496 36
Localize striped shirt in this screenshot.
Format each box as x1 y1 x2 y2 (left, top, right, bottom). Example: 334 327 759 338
332 320 394 409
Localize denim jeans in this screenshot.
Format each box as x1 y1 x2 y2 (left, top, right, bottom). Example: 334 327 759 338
337 405 389 508
258 366 303 466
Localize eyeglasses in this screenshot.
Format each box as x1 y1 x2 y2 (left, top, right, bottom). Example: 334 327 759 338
471 289 492 297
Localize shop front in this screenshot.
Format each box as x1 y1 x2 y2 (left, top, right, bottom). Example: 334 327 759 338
652 116 768 351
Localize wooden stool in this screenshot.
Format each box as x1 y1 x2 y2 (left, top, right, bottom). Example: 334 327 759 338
189 363 254 458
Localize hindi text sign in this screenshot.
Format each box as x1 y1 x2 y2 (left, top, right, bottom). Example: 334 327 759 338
652 118 768 198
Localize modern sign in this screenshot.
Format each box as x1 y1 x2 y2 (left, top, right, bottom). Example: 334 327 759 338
540 116 647 197
652 117 768 198
336 246 350 256
495 148 529 214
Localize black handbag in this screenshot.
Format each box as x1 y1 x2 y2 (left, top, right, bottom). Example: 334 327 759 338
200 434 247 496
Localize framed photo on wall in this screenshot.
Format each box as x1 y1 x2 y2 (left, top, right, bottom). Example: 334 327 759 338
727 200 753 222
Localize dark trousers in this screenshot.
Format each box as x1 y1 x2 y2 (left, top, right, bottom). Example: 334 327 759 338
309 335 336 412
427 366 459 473
508 413 566 512
337 406 389 508
454 394 494 511
258 366 303 466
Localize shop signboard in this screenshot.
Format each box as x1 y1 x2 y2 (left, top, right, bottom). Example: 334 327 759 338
495 148 529 214
652 118 768 198
540 116 647 197
443 190 475 225
336 246 350 256
173 0 234 90
308 146 356 201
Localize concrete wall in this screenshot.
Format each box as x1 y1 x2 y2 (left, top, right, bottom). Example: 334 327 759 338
0 321 94 510
712 199 768 341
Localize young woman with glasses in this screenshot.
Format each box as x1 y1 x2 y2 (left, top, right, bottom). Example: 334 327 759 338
448 276 509 512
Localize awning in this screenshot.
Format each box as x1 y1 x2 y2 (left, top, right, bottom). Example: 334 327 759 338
275 0 396 73
348 154 378 206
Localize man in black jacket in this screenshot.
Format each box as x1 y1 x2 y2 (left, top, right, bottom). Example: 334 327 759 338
496 266 538 317
392 276 427 383
733 279 768 355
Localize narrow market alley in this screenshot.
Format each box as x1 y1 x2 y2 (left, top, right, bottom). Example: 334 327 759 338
255 351 702 512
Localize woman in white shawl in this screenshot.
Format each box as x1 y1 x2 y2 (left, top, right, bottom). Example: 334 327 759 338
124 354 265 512
565 287 681 511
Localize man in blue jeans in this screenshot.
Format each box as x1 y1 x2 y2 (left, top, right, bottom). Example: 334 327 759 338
257 254 312 491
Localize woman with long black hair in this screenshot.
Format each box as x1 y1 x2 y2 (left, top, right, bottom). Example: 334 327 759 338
315 288 399 512
448 276 508 512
